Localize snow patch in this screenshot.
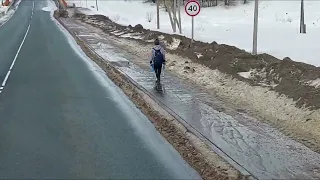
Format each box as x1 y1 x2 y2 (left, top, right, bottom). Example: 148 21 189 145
195 53 203 59
158 35 165 40
111 30 125 36
42 0 58 19
238 70 254 79
119 33 143 39
0 6 8 14
166 38 181 50
306 78 320 88
42 0 57 12
0 1 19 27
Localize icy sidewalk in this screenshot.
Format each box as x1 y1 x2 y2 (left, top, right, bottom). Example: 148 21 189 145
60 17 320 180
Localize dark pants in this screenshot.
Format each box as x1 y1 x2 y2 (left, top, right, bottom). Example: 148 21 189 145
154 64 162 83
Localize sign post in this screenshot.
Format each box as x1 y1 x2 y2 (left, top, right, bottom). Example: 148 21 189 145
252 0 258 55
185 0 200 43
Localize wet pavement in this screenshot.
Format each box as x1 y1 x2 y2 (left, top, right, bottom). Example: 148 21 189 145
61 17 320 179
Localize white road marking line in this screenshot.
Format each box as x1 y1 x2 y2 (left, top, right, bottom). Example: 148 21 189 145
31 2 34 18
2 70 11 87
0 1 34 94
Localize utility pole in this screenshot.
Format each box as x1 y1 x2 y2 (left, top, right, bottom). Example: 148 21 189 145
178 0 182 34
157 0 160 29
300 0 306 33
252 0 258 55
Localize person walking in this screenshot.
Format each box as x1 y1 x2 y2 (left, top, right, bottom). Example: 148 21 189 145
150 38 166 90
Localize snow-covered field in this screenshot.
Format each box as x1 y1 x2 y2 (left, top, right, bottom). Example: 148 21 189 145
67 0 320 67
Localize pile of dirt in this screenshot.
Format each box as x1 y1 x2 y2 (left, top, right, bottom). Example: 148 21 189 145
133 24 144 32
54 9 69 18
74 12 320 110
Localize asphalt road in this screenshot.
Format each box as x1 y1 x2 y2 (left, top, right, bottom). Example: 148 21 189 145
0 0 201 179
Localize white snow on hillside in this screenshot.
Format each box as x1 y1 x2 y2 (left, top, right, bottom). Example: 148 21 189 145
67 0 320 67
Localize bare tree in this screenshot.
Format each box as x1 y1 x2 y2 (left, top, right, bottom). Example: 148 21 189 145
224 0 229 6
164 0 176 32
146 12 153 22
164 0 182 33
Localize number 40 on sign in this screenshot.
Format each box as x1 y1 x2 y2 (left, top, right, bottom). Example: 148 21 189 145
185 0 200 16
185 0 200 42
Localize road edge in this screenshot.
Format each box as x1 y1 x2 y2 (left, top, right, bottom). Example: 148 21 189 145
53 10 252 180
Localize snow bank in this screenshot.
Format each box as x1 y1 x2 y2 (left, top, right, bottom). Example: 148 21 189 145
42 0 57 13
304 78 320 88
67 0 320 67
0 2 18 26
0 6 8 14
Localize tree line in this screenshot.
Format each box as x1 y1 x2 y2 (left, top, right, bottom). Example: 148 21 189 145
150 0 249 8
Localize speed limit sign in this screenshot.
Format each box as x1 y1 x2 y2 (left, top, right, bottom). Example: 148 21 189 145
185 0 200 42
185 0 201 17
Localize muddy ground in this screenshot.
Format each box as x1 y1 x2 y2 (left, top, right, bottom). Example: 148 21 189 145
71 11 320 111
54 10 250 180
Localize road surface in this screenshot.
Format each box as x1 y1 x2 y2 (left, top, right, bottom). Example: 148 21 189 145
0 0 201 179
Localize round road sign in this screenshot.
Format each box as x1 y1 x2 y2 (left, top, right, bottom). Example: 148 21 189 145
185 0 201 17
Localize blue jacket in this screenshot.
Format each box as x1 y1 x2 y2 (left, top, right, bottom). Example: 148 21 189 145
150 45 166 64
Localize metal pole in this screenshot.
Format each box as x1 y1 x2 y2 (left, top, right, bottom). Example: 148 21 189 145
173 0 177 32
96 0 98 11
252 0 258 55
157 0 160 29
191 16 194 43
300 0 306 33
178 0 182 34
